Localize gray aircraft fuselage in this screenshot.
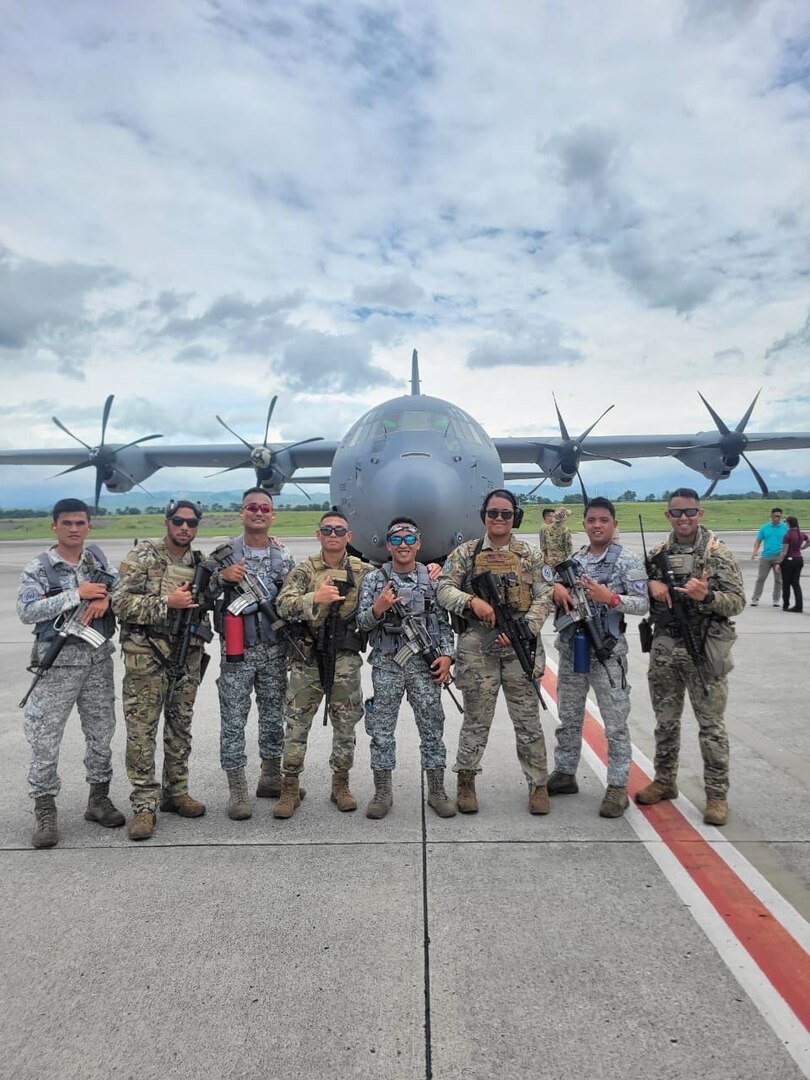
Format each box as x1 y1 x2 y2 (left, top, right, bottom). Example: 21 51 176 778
330 392 504 564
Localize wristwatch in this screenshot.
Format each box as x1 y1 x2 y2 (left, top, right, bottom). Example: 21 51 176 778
608 592 621 609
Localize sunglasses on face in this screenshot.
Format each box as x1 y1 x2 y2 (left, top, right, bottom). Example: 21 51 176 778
668 507 701 519
319 525 349 537
171 516 200 528
243 503 273 514
388 535 419 547
486 508 514 520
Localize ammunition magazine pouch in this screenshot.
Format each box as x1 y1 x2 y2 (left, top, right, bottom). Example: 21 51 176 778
639 618 653 654
702 619 736 677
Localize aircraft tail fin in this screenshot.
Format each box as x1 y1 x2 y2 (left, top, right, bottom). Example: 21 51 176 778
410 349 421 396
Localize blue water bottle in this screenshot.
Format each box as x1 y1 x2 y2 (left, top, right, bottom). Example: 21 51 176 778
573 628 591 674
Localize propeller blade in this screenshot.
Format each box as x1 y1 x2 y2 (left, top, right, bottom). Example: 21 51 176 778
49 461 93 479
702 477 721 499
108 465 154 500
552 394 570 441
204 460 252 478
698 392 731 436
99 395 114 445
742 452 769 496
263 396 278 447
735 389 762 433
576 470 589 504
579 450 632 467
577 404 614 443
52 416 92 451
113 433 164 454
216 415 254 451
277 435 325 455
93 470 104 513
291 482 312 501
526 475 550 497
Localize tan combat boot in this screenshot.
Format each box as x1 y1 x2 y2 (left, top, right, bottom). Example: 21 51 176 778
599 786 629 818
456 770 478 814
273 775 302 819
226 768 252 821
32 794 58 849
704 797 728 826
85 782 126 828
634 779 678 805
129 809 155 841
529 785 550 815
426 768 456 818
366 769 393 819
331 771 358 812
159 793 206 817
257 757 305 801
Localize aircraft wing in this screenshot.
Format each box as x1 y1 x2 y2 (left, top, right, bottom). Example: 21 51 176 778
139 442 339 470
493 433 810 463
0 449 90 466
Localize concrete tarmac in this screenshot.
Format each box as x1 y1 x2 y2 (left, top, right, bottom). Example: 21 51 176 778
0 530 807 1080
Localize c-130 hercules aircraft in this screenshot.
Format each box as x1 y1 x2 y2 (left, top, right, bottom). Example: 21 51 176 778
2 351 809 564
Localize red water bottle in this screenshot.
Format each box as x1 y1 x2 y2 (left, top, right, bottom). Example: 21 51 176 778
224 611 245 663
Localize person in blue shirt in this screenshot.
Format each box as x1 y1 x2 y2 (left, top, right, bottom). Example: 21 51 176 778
750 507 788 606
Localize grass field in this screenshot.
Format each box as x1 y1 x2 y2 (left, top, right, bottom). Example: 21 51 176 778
1 500 807 541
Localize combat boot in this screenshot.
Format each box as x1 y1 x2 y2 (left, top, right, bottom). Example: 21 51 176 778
84 782 126 829
456 770 478 814
256 757 305 801
704 797 728 826
159 793 206 817
128 810 155 841
273 775 301 819
226 768 252 821
634 779 678 805
32 794 58 849
330 771 358 812
529 785 550 815
426 768 456 818
599 786 629 818
366 770 394 819
547 771 579 796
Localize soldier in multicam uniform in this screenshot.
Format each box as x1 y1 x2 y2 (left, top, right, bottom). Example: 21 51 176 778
547 497 649 818
207 488 296 820
436 489 556 815
272 510 370 819
17 499 125 848
357 517 456 820
635 488 746 826
111 500 210 841
539 505 574 568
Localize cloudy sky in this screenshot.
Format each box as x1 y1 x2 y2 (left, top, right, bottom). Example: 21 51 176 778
1 0 809 502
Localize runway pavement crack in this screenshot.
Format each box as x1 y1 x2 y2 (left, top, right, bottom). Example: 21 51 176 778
420 768 434 1080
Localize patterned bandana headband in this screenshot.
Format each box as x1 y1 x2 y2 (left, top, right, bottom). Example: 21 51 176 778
386 523 420 541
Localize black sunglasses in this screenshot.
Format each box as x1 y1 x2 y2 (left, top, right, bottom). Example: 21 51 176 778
668 508 700 519
319 525 349 537
486 508 514 520
170 516 200 528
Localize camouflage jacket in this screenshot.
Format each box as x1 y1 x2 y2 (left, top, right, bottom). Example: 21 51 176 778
111 538 209 643
648 526 746 625
539 507 574 568
436 535 555 639
276 552 370 629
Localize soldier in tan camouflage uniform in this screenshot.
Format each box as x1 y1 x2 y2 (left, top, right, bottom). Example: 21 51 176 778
111 500 210 841
635 489 746 826
539 505 574 567
273 511 370 819
436 489 556 815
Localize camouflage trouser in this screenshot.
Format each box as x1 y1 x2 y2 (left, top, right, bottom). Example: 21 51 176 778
23 649 116 798
555 640 632 787
282 651 363 776
217 641 287 770
452 630 548 787
122 648 202 812
648 634 729 797
365 654 447 771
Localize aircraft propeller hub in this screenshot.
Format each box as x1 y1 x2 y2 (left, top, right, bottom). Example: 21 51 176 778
252 446 274 468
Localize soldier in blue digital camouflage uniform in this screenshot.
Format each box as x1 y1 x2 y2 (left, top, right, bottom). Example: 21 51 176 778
357 517 456 819
17 498 124 849
548 497 649 818
207 488 296 820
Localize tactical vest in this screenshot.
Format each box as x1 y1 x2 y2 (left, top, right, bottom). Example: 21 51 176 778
220 536 288 647
556 542 625 644
308 555 366 651
471 540 532 613
119 541 204 645
650 532 726 639
33 543 116 643
369 563 441 656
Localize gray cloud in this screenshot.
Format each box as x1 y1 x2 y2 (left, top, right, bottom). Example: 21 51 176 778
765 310 810 359
608 233 721 313
713 347 744 363
174 344 217 364
352 272 427 311
467 322 586 370
278 330 400 393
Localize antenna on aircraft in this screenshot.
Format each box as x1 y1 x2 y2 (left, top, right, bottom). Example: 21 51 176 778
410 349 421 396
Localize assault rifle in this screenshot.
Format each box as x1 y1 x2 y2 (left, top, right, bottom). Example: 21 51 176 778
315 575 353 727
394 612 464 714
19 569 116 708
554 558 617 687
639 516 709 696
165 561 214 704
471 570 547 709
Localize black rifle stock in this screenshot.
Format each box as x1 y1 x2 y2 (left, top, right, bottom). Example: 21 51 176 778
639 516 709 696
554 558 616 687
471 570 547 709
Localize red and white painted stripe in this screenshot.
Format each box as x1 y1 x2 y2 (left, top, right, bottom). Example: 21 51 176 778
542 660 810 1077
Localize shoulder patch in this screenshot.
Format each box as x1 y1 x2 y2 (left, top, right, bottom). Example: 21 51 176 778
541 564 555 583
632 579 648 595
20 585 42 604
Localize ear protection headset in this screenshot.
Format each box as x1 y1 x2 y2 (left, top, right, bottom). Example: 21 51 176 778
480 489 523 529
165 499 205 519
